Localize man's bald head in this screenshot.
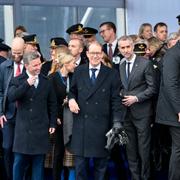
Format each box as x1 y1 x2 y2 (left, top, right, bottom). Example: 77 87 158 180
12 37 25 50
11 37 25 63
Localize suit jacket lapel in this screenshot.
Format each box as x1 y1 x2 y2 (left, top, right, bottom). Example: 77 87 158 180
103 44 108 55
120 61 128 89
113 44 119 56
32 74 45 96
128 57 139 85
86 64 108 99
82 64 92 90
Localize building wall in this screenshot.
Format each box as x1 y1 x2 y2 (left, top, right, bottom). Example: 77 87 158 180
126 0 180 35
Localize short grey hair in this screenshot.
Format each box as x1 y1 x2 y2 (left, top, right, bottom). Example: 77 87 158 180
118 35 134 44
23 51 41 64
167 32 180 42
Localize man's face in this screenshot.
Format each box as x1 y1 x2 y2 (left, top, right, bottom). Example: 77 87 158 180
155 25 168 42
68 39 83 57
99 25 112 43
69 33 83 40
87 44 103 67
64 59 76 73
118 39 134 60
24 43 37 53
142 26 153 40
50 47 56 60
0 51 9 59
11 47 24 63
25 58 42 76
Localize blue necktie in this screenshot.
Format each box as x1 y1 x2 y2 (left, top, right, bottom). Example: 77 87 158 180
126 62 131 80
90 68 97 85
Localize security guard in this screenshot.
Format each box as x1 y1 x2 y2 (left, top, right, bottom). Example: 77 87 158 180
66 23 84 40
82 27 98 46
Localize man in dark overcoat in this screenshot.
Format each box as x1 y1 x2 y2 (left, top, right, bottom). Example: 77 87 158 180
68 42 123 180
0 37 25 180
118 35 156 180
7 51 57 180
156 40 180 180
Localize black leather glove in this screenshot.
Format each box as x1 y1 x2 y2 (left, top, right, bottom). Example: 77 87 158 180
105 122 128 151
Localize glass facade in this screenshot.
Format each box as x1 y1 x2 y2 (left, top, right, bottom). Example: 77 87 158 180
0 6 5 40
21 6 116 59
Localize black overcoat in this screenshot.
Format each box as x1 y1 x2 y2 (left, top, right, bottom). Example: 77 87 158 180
156 41 180 127
68 63 123 157
8 72 57 154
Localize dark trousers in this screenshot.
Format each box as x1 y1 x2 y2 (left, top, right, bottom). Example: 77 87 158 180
168 126 180 180
2 119 15 180
13 153 45 180
124 112 151 180
53 125 65 180
75 156 108 180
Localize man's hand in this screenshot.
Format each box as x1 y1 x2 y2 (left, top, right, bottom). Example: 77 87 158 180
62 97 68 106
27 76 38 86
49 128 55 134
178 112 180 122
69 99 80 114
57 118 61 125
0 115 7 128
122 95 138 106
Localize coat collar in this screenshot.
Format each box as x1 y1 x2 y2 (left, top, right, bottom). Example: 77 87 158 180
82 63 109 100
128 57 140 85
19 72 47 96
120 57 140 89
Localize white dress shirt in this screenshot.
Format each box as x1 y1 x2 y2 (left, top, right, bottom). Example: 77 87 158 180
89 64 101 78
125 54 136 75
26 70 39 88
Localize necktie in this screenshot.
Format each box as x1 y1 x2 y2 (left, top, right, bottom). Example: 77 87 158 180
15 63 21 77
108 43 113 60
90 68 97 85
34 76 39 88
15 63 21 107
62 76 67 86
126 62 131 79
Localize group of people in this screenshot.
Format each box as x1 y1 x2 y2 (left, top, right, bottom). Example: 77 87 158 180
0 15 180 180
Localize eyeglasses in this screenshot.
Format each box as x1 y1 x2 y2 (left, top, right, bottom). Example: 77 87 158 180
99 29 110 34
88 52 102 56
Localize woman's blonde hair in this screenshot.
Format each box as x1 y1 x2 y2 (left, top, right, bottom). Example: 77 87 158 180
56 52 74 69
49 47 73 74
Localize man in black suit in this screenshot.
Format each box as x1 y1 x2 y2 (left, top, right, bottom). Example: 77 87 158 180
118 35 156 180
68 42 123 180
99 21 123 70
0 37 25 180
6 51 57 180
156 41 180 180
68 38 87 66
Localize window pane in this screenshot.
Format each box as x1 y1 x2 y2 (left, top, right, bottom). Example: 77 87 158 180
21 6 77 59
0 6 5 39
21 6 116 59
78 7 116 43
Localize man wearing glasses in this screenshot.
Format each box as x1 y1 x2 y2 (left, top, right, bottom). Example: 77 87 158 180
68 42 123 180
99 21 123 71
